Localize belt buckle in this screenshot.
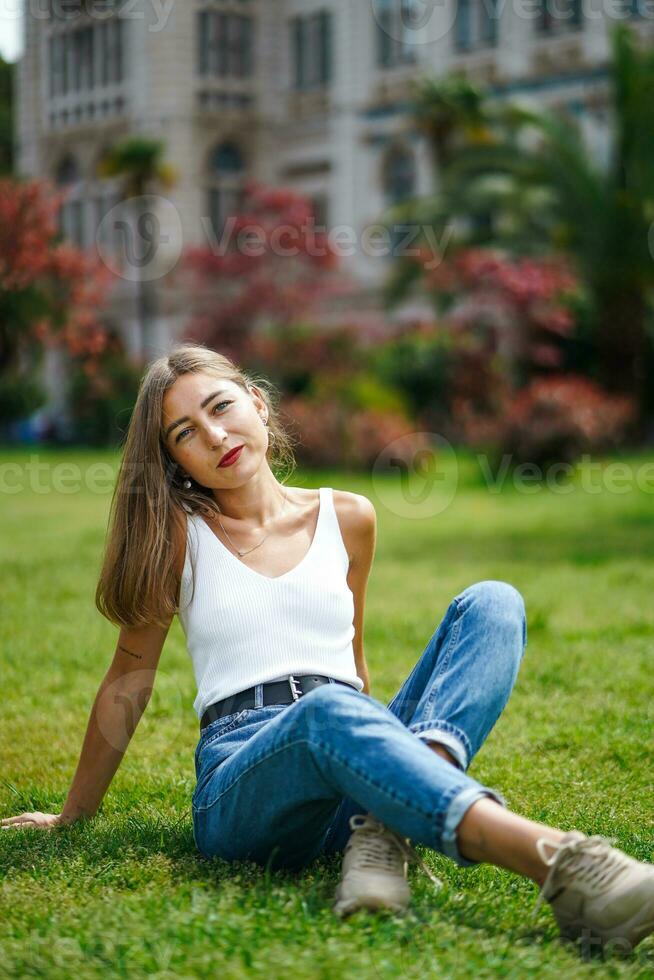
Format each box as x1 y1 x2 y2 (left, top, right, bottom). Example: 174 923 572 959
288 674 303 701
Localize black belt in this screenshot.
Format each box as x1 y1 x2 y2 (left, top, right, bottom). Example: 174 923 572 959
200 674 358 730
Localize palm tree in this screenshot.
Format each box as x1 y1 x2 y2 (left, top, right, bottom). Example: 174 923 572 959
413 73 490 173
98 138 176 362
398 25 654 428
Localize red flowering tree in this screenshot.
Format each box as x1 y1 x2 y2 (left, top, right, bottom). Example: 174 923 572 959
423 247 580 383
0 178 111 426
500 375 636 466
183 181 354 363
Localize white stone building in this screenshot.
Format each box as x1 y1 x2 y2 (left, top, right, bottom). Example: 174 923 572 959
15 0 654 368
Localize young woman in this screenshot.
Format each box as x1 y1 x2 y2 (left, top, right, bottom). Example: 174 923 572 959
3 343 653 954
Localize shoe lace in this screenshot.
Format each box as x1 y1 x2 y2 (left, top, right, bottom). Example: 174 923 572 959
347 814 442 889
531 834 628 920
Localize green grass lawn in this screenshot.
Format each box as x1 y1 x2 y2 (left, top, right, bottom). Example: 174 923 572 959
1 447 653 978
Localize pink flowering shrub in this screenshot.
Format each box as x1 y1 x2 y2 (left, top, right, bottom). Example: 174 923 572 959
500 375 637 465
281 395 428 470
427 248 580 380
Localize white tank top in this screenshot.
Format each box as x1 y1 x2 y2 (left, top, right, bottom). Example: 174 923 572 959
178 486 363 719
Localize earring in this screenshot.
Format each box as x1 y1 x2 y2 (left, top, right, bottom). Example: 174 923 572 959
182 477 192 490
262 417 276 444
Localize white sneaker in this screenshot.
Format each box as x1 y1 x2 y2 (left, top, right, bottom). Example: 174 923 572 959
532 830 654 952
333 813 442 918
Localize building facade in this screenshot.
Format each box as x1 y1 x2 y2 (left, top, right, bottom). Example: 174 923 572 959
15 0 653 364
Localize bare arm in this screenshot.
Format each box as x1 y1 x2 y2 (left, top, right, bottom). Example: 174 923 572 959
343 493 377 697
1 620 173 831
60 621 173 824
1 517 186 832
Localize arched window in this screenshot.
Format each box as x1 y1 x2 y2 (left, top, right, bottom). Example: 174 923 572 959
55 154 85 246
382 144 416 259
55 154 80 186
207 141 246 237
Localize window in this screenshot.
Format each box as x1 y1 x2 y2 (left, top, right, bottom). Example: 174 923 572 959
382 144 416 257
206 141 246 239
375 0 418 69
55 154 86 247
535 0 582 34
48 18 124 99
311 193 329 228
290 10 332 90
72 26 94 91
454 0 499 51
197 10 254 78
100 19 124 85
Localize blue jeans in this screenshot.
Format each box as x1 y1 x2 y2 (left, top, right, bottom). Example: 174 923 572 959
192 580 527 871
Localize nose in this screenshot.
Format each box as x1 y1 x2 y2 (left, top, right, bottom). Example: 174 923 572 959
201 419 228 448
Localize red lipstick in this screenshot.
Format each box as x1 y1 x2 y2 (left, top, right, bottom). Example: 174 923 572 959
218 445 244 467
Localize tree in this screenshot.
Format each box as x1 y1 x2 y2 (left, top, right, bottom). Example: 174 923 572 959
0 178 110 427
98 138 176 362
394 25 654 429
413 73 489 172
184 182 350 362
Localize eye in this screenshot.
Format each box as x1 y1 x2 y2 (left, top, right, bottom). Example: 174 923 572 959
175 400 232 443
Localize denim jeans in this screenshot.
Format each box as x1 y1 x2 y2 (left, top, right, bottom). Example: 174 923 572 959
192 580 527 871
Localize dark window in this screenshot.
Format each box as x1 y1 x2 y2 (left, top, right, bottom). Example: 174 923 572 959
291 17 304 88
383 144 416 258
55 154 80 186
197 10 254 78
536 0 583 33
455 0 499 51
290 10 332 89
207 141 246 239
375 0 418 69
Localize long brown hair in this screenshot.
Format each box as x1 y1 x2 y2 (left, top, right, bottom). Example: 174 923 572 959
95 343 297 628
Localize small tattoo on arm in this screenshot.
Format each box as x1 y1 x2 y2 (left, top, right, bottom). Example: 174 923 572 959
119 645 142 660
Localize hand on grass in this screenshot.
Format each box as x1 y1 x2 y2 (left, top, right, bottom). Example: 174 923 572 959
1 811 66 830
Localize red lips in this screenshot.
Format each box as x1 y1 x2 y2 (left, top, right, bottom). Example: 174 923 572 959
218 445 244 467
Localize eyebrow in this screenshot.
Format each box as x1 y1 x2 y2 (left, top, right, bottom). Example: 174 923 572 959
163 390 229 441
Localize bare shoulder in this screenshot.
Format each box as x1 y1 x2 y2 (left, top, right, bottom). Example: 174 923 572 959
331 490 376 567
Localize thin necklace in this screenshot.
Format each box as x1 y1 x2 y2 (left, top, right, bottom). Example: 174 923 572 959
214 487 290 559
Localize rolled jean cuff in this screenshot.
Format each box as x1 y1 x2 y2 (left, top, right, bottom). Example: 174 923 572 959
440 785 508 868
410 720 471 772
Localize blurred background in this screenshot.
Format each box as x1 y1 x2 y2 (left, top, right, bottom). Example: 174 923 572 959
2 0 654 471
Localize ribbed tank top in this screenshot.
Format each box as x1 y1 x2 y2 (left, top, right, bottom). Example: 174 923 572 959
178 486 363 720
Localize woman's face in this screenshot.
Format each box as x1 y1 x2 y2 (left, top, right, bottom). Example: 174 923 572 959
161 372 269 490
